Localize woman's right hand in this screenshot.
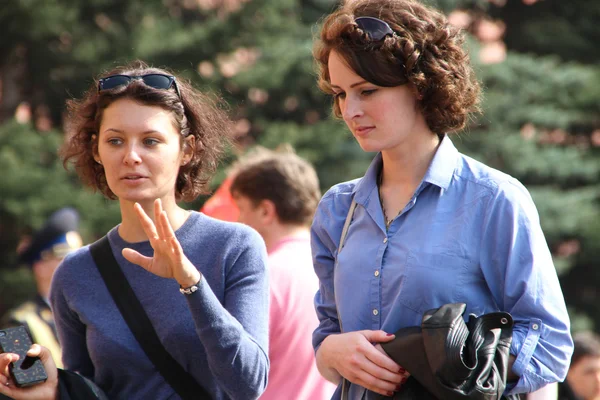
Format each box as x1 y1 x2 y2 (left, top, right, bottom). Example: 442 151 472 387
316 330 408 397
0 344 59 400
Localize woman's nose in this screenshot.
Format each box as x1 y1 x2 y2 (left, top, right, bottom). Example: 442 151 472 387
123 145 142 165
342 97 363 120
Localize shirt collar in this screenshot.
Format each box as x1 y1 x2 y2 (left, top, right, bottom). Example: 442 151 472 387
422 134 458 190
352 135 458 203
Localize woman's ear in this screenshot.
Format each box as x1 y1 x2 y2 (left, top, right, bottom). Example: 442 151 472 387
181 135 196 165
91 134 102 165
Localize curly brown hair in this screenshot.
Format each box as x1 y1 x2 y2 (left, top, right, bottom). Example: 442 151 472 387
61 60 233 202
314 0 481 134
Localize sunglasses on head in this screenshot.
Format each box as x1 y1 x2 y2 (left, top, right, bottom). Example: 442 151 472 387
98 73 181 98
355 16 395 42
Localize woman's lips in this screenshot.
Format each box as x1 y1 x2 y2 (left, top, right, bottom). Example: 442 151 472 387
354 126 374 137
121 175 148 184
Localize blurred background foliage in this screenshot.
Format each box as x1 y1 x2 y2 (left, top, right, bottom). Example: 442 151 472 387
0 0 598 330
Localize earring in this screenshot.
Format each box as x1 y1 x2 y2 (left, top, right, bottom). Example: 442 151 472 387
96 159 102 165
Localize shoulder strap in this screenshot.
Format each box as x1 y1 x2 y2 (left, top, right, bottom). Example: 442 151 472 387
336 198 357 400
89 236 211 400
338 198 358 256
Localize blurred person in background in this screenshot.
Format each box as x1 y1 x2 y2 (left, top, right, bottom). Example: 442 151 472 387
0 61 269 400
310 0 573 398
0 207 82 369
228 146 336 400
558 331 600 400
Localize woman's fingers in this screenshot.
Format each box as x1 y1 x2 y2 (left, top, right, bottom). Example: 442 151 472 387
27 345 58 382
122 248 153 270
154 199 169 240
351 336 404 395
0 353 17 397
0 353 18 378
134 203 160 242
25 345 41 358
362 352 404 384
341 358 398 396
363 330 395 344
353 368 399 396
160 210 176 240
361 331 403 374
364 345 403 377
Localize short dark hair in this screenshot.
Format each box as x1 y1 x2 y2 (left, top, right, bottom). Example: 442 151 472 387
571 331 600 366
229 146 321 226
61 60 233 202
314 0 481 134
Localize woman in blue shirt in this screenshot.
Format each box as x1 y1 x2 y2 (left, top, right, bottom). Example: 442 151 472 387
310 0 573 399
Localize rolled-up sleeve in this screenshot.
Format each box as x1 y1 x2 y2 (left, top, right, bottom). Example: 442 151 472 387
479 178 573 394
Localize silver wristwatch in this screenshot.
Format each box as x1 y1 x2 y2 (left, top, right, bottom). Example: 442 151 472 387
179 280 201 295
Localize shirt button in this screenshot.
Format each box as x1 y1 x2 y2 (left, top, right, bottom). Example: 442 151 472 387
373 309 379 316
383 237 388 244
532 323 539 330
374 270 380 277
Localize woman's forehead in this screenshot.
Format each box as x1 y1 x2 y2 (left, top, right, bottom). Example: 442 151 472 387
99 99 178 135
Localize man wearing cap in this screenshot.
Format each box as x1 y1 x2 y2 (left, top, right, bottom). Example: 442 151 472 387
1 207 82 369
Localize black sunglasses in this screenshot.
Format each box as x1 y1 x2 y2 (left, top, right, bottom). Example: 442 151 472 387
98 73 181 98
355 16 395 42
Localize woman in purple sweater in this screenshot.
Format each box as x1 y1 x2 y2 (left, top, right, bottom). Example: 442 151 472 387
0 61 269 400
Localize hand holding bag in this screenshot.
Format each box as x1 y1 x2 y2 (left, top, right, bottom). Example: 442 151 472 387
380 303 518 400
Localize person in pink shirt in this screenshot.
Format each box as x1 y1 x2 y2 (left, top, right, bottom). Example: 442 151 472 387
229 146 336 400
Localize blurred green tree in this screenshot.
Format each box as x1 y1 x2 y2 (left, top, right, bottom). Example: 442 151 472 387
0 120 120 315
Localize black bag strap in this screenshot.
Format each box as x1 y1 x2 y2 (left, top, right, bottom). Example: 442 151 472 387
89 236 211 400
336 197 357 400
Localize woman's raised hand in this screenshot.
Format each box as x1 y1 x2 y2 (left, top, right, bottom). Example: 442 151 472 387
122 199 201 287
0 345 59 400
317 330 409 397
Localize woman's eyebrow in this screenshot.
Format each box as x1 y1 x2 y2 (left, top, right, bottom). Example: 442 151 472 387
330 80 369 90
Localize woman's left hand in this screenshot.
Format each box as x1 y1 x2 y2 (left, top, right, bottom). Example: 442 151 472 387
122 199 201 287
0 345 59 400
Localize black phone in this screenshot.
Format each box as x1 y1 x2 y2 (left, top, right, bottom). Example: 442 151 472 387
0 326 48 387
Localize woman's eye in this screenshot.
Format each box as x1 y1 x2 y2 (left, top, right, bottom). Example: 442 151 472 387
144 138 160 146
333 92 346 100
107 138 122 145
361 89 377 96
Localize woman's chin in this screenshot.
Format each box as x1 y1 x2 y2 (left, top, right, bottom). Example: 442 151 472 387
356 141 382 153
116 192 156 205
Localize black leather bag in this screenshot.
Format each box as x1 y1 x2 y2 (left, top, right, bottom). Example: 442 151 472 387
380 303 518 400
57 369 109 400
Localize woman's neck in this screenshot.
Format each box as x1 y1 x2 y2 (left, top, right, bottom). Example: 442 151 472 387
117 197 190 243
380 133 441 189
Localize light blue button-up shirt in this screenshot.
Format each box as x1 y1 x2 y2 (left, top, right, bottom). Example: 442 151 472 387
311 136 573 399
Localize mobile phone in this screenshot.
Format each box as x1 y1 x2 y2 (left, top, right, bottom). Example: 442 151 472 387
0 326 48 387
